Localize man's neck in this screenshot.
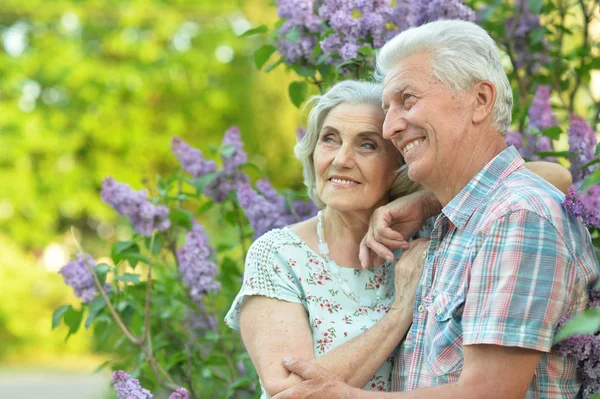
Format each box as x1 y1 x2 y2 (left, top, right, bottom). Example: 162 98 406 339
428 137 507 206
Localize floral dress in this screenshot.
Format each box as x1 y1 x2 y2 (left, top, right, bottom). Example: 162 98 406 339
225 227 405 396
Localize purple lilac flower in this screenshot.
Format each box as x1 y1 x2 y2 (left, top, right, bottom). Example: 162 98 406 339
318 0 395 62
171 137 217 178
296 126 307 141
407 0 476 27
506 131 524 151
59 253 108 303
504 0 549 72
101 177 171 237
563 186 600 228
111 370 153 399
568 115 599 185
176 223 221 300
275 0 322 64
221 126 247 172
237 361 247 375
292 199 318 220
256 179 286 210
553 289 600 398
520 85 557 161
204 127 250 203
169 388 189 399
238 184 289 239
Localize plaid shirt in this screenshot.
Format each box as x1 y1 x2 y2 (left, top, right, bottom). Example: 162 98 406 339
392 147 599 398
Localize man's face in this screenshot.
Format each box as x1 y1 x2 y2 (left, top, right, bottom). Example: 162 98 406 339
381 52 473 187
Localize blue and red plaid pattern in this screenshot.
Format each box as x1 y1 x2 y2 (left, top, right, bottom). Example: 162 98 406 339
392 146 599 398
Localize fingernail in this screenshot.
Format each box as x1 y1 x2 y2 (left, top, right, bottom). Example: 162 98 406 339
283 356 293 364
386 255 394 261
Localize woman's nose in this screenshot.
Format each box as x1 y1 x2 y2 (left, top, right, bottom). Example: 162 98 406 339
332 145 354 168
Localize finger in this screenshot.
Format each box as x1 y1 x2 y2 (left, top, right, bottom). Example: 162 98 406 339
366 236 394 263
282 356 322 380
359 236 369 269
375 226 405 241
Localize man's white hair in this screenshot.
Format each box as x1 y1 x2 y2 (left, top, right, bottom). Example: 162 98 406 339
376 19 513 135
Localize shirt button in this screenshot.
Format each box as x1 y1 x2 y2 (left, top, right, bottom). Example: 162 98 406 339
436 309 443 316
417 304 425 313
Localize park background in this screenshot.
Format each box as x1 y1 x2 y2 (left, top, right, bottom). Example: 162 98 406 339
0 0 599 398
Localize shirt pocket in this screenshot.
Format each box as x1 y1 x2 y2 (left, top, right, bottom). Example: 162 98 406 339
423 291 465 377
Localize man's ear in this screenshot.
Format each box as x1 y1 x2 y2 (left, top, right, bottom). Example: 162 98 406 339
472 80 496 124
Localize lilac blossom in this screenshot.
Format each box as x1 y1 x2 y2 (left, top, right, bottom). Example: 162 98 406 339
111 370 153 399
101 177 171 236
237 184 288 239
256 179 286 210
169 388 189 399
506 131 524 152
176 223 221 300
204 127 250 202
296 126 307 141
563 187 600 229
59 253 108 304
528 86 557 130
171 137 217 178
553 289 600 398
568 115 599 185
275 0 322 64
504 0 549 71
407 0 476 27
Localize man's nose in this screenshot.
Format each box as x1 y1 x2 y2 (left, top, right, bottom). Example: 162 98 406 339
383 108 408 140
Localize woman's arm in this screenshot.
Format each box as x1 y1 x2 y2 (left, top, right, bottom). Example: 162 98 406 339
524 161 572 194
240 240 428 397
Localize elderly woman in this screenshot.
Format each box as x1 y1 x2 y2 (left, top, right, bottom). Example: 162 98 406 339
225 80 571 398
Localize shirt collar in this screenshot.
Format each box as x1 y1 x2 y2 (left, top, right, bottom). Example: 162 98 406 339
441 146 525 229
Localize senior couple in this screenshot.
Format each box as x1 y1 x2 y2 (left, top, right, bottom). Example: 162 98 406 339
225 20 600 398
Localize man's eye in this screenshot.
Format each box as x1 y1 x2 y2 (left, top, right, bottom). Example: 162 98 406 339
404 93 413 101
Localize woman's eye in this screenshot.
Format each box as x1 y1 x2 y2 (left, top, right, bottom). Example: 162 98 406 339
361 142 376 150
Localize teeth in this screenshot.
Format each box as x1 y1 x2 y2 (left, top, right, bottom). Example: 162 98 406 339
401 138 424 154
331 178 358 185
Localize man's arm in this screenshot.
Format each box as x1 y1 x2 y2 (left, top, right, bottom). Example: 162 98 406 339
274 344 542 399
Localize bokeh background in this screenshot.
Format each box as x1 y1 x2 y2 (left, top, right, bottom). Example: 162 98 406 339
0 0 599 398
0 1 303 398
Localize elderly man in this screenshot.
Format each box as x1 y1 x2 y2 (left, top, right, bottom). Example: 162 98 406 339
272 20 599 399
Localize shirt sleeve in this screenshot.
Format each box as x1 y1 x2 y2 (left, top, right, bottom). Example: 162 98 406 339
224 231 304 331
462 209 576 352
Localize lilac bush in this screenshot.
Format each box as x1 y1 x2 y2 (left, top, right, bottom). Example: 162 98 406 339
112 371 153 399
568 115 599 185
171 137 217 178
59 253 108 303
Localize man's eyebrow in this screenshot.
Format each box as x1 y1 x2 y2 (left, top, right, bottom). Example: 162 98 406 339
382 84 410 108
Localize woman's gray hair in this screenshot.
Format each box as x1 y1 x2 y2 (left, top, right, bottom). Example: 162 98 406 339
295 80 421 209
376 19 513 135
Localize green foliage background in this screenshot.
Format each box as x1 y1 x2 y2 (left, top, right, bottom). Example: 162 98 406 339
0 0 304 368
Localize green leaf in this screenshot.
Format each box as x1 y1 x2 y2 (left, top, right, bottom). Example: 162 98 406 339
581 158 600 169
115 273 141 285
254 45 276 70
535 151 574 158
94 263 110 286
358 46 374 56
581 167 600 191
193 172 220 195
220 144 237 158
144 234 163 256
528 0 544 14
595 143 600 156
554 308 600 343
111 241 146 268
540 126 562 140
239 25 267 37
93 360 112 374
85 296 106 329
528 27 545 45
169 208 194 230
52 305 71 330
288 81 308 108
284 26 299 42
64 307 84 339
197 200 214 216
264 58 284 73
296 65 316 78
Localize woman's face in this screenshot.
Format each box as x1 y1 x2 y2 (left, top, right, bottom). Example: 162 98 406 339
313 102 401 214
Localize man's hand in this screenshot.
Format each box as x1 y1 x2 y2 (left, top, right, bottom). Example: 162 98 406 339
272 357 355 399
359 190 440 269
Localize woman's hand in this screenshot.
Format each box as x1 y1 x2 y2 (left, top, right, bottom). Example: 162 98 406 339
391 238 430 312
359 190 440 269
